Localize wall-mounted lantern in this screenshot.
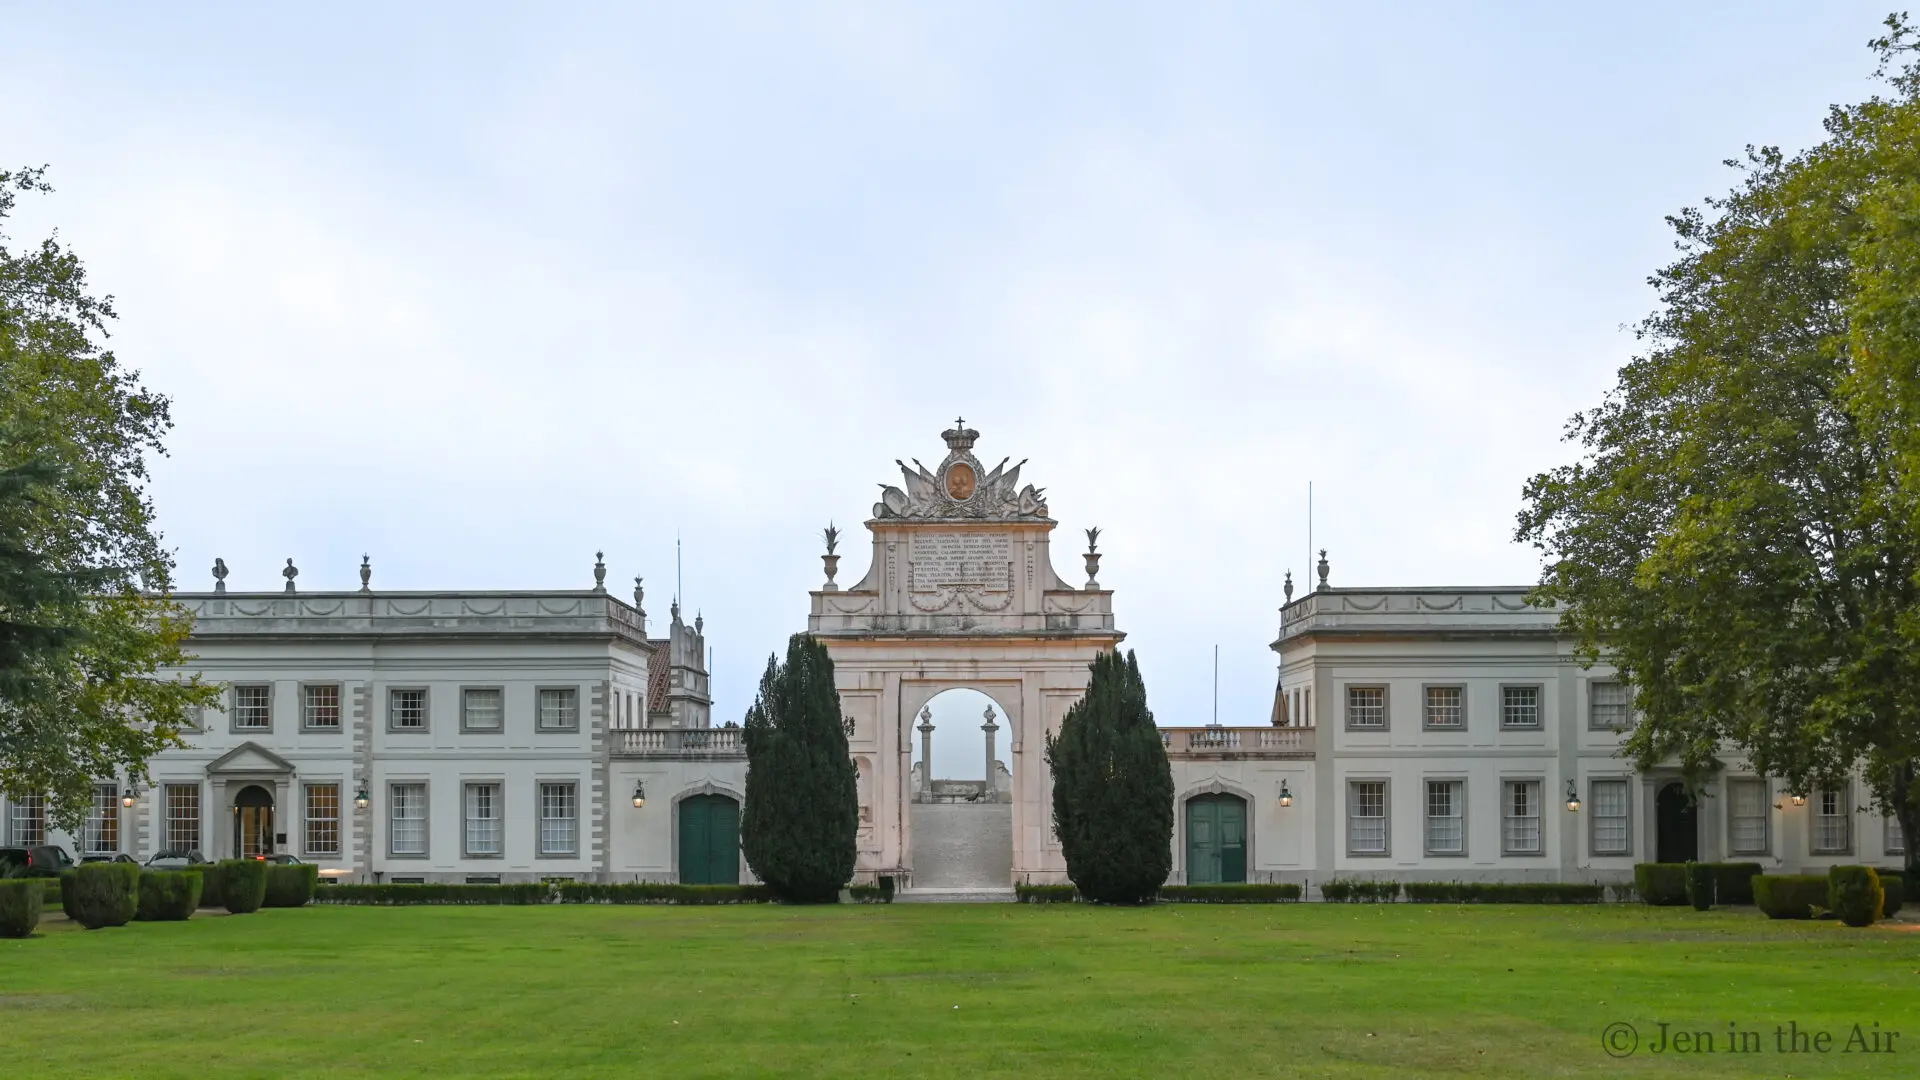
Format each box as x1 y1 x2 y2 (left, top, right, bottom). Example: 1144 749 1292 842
1790 793 1807 807
1277 780 1293 808
121 784 139 809
632 781 647 809
354 786 370 811
1564 780 1581 813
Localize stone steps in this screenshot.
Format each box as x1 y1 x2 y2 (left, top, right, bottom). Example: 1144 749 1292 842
896 888 1016 904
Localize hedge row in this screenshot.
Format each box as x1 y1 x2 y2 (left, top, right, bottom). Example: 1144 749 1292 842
1401 882 1605 904
1015 884 1079 903
1321 879 1401 903
1159 883 1302 903
556 882 771 905
0 878 43 938
312 882 776 905
60 863 140 929
134 871 203 921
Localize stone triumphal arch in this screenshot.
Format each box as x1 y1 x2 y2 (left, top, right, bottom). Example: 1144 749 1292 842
808 420 1121 888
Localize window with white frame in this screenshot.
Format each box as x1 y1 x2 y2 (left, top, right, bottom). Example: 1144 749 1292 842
304 783 340 856
1501 685 1541 729
1423 687 1464 730
1727 779 1769 855
1888 815 1907 856
232 684 272 730
1588 681 1631 730
1502 781 1542 855
302 684 341 730
1590 779 1630 855
1347 780 1388 855
1424 780 1463 855
538 782 578 856
164 784 200 851
389 689 428 732
7 794 45 846
1813 787 1850 854
537 688 579 731
1345 687 1386 730
465 783 503 857
389 782 428 856
84 783 119 854
462 688 504 733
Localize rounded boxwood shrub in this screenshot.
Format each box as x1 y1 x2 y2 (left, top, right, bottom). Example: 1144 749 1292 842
59 863 140 929
1684 862 1715 910
187 862 224 909
219 859 268 914
1878 872 1906 918
0 878 44 938
1633 863 1689 906
1754 874 1828 919
1707 862 1764 905
263 864 318 908
134 870 203 921
1828 865 1883 927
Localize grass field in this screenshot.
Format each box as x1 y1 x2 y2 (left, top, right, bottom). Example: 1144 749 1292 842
3 903 1918 1078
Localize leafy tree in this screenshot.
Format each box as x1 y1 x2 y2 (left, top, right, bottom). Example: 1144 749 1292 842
1516 19 1920 876
1045 650 1172 903
1 166 218 830
740 633 857 902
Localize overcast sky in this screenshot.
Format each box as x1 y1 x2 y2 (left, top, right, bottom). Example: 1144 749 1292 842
1 4 1898 761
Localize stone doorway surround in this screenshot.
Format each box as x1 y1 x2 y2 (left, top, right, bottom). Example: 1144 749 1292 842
205 741 296 860
807 421 1122 887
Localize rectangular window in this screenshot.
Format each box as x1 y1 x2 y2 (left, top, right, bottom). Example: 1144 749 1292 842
464 783 503 857
1424 780 1463 855
232 684 272 731
1347 780 1388 855
537 688 579 732
462 688 504 733
1345 686 1387 730
304 783 340 856
1501 685 1541 729
538 782 578 856
84 784 119 854
9 794 46 846
389 688 428 732
1728 778 1770 855
164 784 200 852
1888 815 1907 856
1422 687 1464 730
1590 779 1630 856
1588 681 1631 730
302 684 342 730
389 782 428 856
1502 781 1542 855
1813 787 1850 854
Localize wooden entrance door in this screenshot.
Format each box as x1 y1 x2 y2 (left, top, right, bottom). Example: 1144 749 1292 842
233 785 274 858
1186 794 1248 884
678 794 740 885
1656 783 1698 864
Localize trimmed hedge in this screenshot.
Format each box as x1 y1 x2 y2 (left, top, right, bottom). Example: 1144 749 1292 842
1828 866 1883 927
1634 863 1689 906
556 883 769 905
1401 882 1605 904
135 871 203 921
0 878 43 938
1015 883 1078 903
1754 874 1828 920
1685 862 1715 910
1879 872 1906 918
1159 883 1302 903
1706 862 1764 905
1320 879 1400 903
263 864 319 908
59 863 139 929
218 860 268 914
176 862 223 909
315 883 550 905
847 884 890 904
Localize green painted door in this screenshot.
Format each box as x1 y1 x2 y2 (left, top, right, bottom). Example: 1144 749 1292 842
679 794 740 885
1186 795 1248 884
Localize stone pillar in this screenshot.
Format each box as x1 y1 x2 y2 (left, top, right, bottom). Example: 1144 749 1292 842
916 706 935 797
981 706 999 798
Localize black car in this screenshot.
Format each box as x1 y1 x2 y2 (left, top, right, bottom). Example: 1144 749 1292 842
80 853 139 865
0 844 78 877
143 850 206 871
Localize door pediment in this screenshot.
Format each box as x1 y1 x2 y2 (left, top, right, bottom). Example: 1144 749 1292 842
206 741 295 776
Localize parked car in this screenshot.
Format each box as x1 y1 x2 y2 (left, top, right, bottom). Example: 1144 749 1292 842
143 850 206 871
0 845 78 877
259 853 304 865
80 853 139 864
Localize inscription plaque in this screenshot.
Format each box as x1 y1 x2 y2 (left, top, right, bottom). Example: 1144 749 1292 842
910 533 1012 591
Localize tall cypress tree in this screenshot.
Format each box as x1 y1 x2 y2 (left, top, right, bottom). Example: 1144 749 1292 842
1045 649 1173 904
740 633 858 902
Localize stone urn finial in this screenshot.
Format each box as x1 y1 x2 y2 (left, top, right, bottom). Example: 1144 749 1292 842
632 577 647 634
212 557 228 594
1283 569 1294 604
592 551 607 593
822 522 841 591
1083 526 1102 589
1315 549 1330 592
359 554 372 592
282 558 298 593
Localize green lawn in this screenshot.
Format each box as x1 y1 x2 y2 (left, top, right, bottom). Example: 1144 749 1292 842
4 903 1917 1078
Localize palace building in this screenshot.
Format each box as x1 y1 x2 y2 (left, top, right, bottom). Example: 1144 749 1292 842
2 424 1904 892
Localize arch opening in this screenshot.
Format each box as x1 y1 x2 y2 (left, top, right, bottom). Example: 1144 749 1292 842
908 687 1014 889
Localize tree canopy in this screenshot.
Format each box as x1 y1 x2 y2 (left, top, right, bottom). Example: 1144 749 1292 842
1045 649 1172 903
1516 18 1920 873
1 166 218 829
739 633 858 902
